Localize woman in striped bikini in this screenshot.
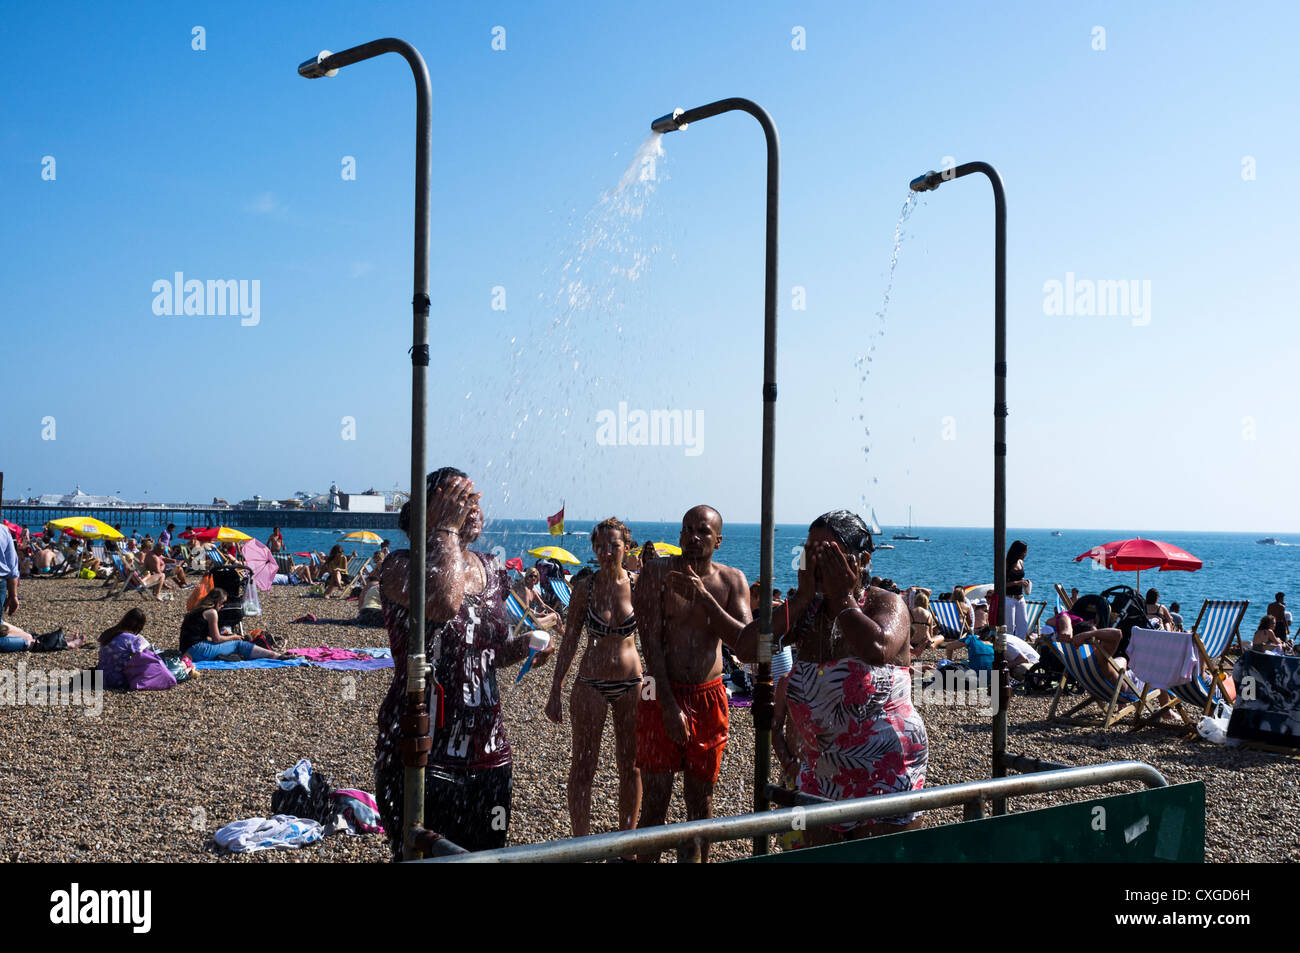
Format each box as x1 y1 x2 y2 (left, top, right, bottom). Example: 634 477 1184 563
545 517 642 840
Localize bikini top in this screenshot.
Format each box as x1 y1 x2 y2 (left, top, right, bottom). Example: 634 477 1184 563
586 606 637 639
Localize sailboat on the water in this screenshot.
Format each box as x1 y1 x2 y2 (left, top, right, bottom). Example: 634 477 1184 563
892 506 929 542
870 508 894 549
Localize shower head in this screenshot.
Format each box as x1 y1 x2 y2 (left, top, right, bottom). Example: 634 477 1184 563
651 108 688 133
298 50 339 78
909 170 944 193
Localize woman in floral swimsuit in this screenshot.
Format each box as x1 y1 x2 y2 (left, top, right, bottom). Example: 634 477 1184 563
737 510 926 845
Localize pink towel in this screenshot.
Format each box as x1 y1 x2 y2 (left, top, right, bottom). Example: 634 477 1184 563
288 646 370 662
1126 628 1200 690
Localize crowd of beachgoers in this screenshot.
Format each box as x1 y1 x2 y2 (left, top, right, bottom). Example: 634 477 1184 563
1 485 1296 862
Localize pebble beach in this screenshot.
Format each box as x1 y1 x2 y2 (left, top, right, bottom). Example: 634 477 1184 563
2 576 1296 863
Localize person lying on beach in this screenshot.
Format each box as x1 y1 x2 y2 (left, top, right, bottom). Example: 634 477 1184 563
545 517 643 843
634 505 752 862
0 620 86 652
178 589 291 662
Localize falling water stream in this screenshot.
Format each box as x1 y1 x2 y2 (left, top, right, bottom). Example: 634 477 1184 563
855 191 920 519
484 132 672 542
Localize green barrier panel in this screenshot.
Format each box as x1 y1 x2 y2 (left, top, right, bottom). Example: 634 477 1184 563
737 781 1204 863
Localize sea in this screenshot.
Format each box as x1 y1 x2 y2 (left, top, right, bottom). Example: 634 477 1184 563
205 521 1293 624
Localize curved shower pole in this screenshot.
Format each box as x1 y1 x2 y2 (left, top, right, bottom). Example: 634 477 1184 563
298 38 436 859
651 99 779 855
909 162 1011 814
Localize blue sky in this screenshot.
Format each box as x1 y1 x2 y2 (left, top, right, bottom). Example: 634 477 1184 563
3 0 1297 532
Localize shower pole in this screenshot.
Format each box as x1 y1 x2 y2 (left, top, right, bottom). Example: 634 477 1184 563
298 38 435 857
909 162 1010 814
652 99 779 855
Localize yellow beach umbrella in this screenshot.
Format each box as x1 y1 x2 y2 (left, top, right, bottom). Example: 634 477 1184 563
47 516 124 541
342 531 383 544
639 541 682 556
207 527 252 542
526 545 581 565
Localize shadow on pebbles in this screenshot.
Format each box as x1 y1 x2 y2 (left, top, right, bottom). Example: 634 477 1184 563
3 578 1296 862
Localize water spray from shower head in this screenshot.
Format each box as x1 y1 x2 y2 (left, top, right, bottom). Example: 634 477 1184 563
909 170 943 193
651 108 688 134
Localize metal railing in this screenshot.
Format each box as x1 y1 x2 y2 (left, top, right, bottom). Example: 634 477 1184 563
421 760 1167 863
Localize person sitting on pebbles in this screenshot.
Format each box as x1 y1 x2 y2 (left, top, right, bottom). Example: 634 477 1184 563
1252 615 1294 654
0 620 86 652
179 589 291 662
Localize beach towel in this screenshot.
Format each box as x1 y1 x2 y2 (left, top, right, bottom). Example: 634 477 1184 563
1228 650 1300 747
213 815 323 853
288 646 374 662
1126 627 1200 690
313 657 394 671
330 789 385 835
191 657 307 670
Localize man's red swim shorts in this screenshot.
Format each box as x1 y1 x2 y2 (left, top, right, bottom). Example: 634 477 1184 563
636 677 729 783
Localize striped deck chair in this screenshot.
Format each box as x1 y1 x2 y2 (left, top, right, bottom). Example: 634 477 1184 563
1025 600 1048 635
1133 600 1248 728
548 577 572 615
1047 636 1159 728
342 555 371 590
503 591 554 637
929 598 968 639
1187 599 1249 664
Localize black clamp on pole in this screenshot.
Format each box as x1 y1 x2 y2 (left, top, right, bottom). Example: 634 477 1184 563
409 344 430 367
763 382 778 402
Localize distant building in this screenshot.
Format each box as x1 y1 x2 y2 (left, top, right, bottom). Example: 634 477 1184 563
37 485 126 507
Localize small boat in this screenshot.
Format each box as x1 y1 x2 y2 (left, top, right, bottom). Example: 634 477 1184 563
1257 537 1279 545
1051 531 1063 537
892 506 929 541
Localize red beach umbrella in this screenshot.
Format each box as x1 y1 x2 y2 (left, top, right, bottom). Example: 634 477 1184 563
1073 537 1202 592
505 557 524 573
2 519 23 537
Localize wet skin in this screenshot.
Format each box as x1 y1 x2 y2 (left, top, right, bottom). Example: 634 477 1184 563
634 506 751 862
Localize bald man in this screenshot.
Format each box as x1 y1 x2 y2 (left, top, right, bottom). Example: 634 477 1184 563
634 505 752 862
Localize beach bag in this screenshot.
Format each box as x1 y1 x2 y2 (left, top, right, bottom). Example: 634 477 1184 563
125 648 178 691
187 573 214 612
28 628 68 653
242 581 263 617
159 649 194 684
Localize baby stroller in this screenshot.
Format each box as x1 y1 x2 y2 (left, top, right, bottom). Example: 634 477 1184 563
1022 585 1146 694
211 566 253 635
